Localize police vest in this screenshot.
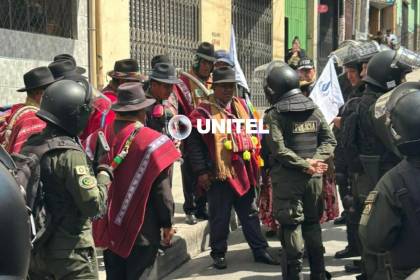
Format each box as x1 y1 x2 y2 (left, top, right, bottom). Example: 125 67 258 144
281 111 320 159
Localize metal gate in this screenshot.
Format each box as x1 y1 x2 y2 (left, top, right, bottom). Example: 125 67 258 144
129 0 200 73
232 0 272 108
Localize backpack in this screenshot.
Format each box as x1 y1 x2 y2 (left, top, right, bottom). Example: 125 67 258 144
11 135 83 251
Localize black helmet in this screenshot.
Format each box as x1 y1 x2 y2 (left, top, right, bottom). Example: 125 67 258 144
37 80 92 136
264 61 300 104
387 82 420 156
363 50 412 92
0 147 31 278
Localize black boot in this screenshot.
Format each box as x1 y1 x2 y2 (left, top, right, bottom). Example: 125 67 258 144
335 245 360 259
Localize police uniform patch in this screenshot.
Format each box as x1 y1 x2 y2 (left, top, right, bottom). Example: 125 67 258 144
75 165 88 175
78 175 97 189
361 191 378 217
293 121 317 134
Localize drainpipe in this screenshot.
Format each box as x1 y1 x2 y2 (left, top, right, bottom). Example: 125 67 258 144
96 0 104 90
88 0 97 88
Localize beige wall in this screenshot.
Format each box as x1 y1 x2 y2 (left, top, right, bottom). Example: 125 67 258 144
96 0 130 89
273 0 285 60
200 0 232 50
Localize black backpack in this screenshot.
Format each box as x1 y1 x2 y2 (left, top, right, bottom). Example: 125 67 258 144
11 136 82 251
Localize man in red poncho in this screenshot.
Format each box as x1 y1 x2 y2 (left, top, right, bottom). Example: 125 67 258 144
0 67 58 153
80 59 143 140
88 82 180 279
186 66 279 269
178 42 216 224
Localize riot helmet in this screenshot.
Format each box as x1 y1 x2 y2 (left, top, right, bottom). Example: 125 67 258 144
386 82 420 156
37 79 93 136
363 50 412 92
0 147 31 278
263 61 300 105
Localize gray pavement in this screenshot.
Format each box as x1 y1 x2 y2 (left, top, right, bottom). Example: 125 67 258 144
99 162 359 279
163 222 358 280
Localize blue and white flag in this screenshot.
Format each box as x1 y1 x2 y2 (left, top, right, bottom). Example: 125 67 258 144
309 57 344 124
229 25 250 92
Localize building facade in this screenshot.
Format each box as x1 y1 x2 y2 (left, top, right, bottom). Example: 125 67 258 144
0 0 88 105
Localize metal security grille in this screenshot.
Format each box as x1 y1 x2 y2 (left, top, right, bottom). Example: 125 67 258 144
232 0 272 108
130 0 200 74
0 0 77 38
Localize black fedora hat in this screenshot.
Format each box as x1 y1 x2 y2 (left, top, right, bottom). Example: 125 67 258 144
151 54 171 68
107 59 141 81
53 53 86 74
196 42 216 62
48 60 82 80
212 66 237 84
150 63 180 84
112 82 156 112
17 67 60 92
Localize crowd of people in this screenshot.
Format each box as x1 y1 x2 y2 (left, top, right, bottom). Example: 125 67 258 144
0 37 419 280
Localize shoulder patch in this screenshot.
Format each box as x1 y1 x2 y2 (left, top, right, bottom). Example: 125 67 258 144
75 165 89 175
293 121 317 134
362 191 378 216
78 175 97 189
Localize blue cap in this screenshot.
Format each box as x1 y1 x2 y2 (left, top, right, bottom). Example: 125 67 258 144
215 50 234 67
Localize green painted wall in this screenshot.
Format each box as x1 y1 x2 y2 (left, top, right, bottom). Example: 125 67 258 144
285 0 307 50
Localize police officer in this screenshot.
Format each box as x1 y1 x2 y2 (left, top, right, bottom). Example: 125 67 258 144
333 59 365 259
359 82 420 280
341 49 412 279
0 146 31 279
27 80 111 279
263 61 336 280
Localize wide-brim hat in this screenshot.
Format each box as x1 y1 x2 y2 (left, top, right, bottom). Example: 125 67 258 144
150 63 180 84
196 42 216 62
112 82 156 112
212 66 237 84
215 49 234 67
107 58 142 81
17 66 61 92
53 53 86 74
49 59 85 80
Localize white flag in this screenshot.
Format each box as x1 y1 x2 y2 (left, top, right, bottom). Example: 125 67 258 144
229 25 250 92
309 57 344 124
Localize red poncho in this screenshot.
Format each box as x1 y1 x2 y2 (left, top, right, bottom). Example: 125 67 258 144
189 97 260 197
80 88 117 141
91 122 180 257
0 103 45 153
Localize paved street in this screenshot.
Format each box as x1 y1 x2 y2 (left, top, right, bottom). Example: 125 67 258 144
163 222 358 280
98 163 360 279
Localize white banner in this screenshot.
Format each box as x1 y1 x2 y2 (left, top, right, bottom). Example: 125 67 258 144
309 57 344 124
229 25 250 92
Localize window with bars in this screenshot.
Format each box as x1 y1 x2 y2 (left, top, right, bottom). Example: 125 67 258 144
130 0 200 73
0 0 78 39
232 0 273 108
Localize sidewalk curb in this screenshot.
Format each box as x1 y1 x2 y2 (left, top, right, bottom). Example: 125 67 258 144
157 220 210 279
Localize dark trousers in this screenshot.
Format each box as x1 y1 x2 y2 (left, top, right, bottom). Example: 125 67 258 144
181 156 206 215
103 245 158 280
207 181 268 258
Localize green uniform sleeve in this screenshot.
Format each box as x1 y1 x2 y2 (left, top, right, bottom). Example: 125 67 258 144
62 150 108 218
359 179 401 253
313 108 337 160
265 111 311 171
